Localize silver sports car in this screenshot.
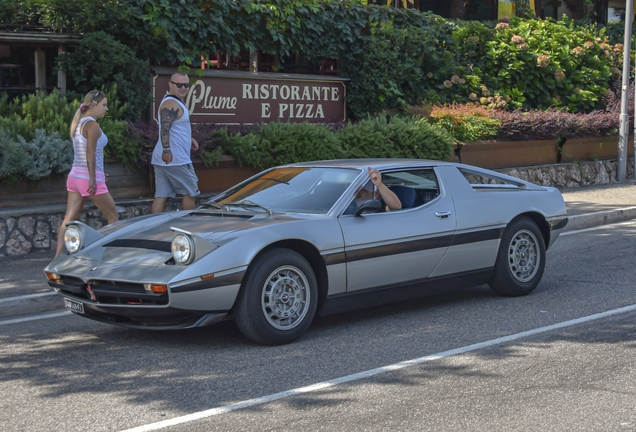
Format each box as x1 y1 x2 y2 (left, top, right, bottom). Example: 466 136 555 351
44 159 568 345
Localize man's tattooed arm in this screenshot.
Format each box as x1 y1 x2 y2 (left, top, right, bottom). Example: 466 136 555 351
160 106 180 152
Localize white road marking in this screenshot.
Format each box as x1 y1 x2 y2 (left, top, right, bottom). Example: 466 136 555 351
120 303 636 432
0 311 70 325
562 219 636 236
0 292 57 302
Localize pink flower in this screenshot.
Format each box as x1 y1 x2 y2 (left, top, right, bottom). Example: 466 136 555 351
537 54 550 68
572 46 585 57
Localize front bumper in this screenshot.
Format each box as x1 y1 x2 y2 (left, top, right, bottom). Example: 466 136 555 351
49 277 231 329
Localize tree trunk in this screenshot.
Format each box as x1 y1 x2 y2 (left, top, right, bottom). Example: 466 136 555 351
449 0 465 18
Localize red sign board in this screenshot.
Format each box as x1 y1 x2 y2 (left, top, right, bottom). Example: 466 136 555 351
152 68 348 125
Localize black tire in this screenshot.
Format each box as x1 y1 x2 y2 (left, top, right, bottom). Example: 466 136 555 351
488 217 546 297
233 248 318 345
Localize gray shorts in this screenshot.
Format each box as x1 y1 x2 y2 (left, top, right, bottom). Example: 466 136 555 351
154 164 200 198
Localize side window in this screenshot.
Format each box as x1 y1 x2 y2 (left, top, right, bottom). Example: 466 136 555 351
342 168 440 215
457 167 527 190
343 179 377 215
458 167 508 185
381 169 440 209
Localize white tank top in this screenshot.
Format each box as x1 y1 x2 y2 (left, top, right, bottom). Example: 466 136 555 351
151 95 193 166
69 116 107 182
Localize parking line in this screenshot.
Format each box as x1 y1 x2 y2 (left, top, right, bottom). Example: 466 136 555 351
0 311 70 325
120 303 636 432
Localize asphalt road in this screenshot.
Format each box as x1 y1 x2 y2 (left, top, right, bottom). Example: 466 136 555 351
1 221 635 432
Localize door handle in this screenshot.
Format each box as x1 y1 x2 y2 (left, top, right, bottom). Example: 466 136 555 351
435 210 452 219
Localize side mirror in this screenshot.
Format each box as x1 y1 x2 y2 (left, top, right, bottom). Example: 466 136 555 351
355 199 382 216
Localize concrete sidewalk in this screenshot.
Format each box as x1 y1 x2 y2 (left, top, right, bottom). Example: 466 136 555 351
559 181 636 230
2 181 636 320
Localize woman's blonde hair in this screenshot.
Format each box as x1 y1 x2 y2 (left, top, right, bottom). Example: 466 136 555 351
69 90 107 140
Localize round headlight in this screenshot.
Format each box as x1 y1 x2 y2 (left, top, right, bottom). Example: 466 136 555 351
64 225 83 254
172 234 195 264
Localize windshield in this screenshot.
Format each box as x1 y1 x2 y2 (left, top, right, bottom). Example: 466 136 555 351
213 167 361 214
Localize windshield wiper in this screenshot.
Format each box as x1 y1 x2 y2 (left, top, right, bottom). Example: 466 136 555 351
201 201 227 211
224 200 273 216
258 177 289 185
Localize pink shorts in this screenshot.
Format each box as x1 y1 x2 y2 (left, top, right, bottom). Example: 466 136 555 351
67 176 109 197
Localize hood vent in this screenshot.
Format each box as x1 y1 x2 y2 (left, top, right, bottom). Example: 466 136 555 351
103 239 171 252
188 211 254 218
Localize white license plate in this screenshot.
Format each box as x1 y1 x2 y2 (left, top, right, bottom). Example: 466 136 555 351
64 298 85 314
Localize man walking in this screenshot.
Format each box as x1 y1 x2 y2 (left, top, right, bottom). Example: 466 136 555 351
150 72 200 213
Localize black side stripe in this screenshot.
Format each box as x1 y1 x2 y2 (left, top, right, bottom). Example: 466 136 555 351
449 227 503 246
345 234 454 263
325 227 503 265
550 218 568 230
170 271 245 293
323 252 346 266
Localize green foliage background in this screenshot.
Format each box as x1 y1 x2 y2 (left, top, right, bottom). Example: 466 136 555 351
0 90 139 182
0 0 631 184
3 1 631 120
56 32 152 122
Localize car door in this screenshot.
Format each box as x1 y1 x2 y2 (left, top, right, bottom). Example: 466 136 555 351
338 167 456 292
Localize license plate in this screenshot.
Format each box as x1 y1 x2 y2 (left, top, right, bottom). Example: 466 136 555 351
64 298 85 314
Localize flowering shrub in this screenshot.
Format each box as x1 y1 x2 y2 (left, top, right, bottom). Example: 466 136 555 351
472 17 617 112
426 104 501 143
490 109 618 141
415 103 619 143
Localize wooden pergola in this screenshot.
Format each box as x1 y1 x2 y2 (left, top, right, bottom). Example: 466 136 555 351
0 31 81 95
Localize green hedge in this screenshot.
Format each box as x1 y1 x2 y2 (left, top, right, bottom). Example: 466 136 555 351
205 116 453 169
5 1 631 119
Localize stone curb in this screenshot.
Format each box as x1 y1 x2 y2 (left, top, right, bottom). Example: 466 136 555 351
563 207 636 232
0 292 64 319
3 208 636 321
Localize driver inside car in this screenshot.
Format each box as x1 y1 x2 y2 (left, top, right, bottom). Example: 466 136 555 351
349 167 402 213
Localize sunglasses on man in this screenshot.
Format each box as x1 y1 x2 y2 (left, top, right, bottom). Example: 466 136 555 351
170 81 191 89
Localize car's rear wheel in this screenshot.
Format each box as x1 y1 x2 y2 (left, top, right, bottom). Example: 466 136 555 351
488 217 546 297
234 248 317 345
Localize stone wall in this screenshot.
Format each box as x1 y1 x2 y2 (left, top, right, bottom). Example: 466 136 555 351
0 199 181 257
498 159 634 189
0 159 634 257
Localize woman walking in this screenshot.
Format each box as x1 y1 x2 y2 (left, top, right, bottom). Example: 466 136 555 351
55 90 119 257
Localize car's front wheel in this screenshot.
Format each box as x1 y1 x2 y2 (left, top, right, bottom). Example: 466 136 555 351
233 248 318 345
488 217 546 297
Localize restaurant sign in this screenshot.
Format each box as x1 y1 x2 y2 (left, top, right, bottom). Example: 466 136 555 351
152 68 348 125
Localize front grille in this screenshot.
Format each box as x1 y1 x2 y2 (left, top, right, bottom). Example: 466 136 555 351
57 279 169 305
